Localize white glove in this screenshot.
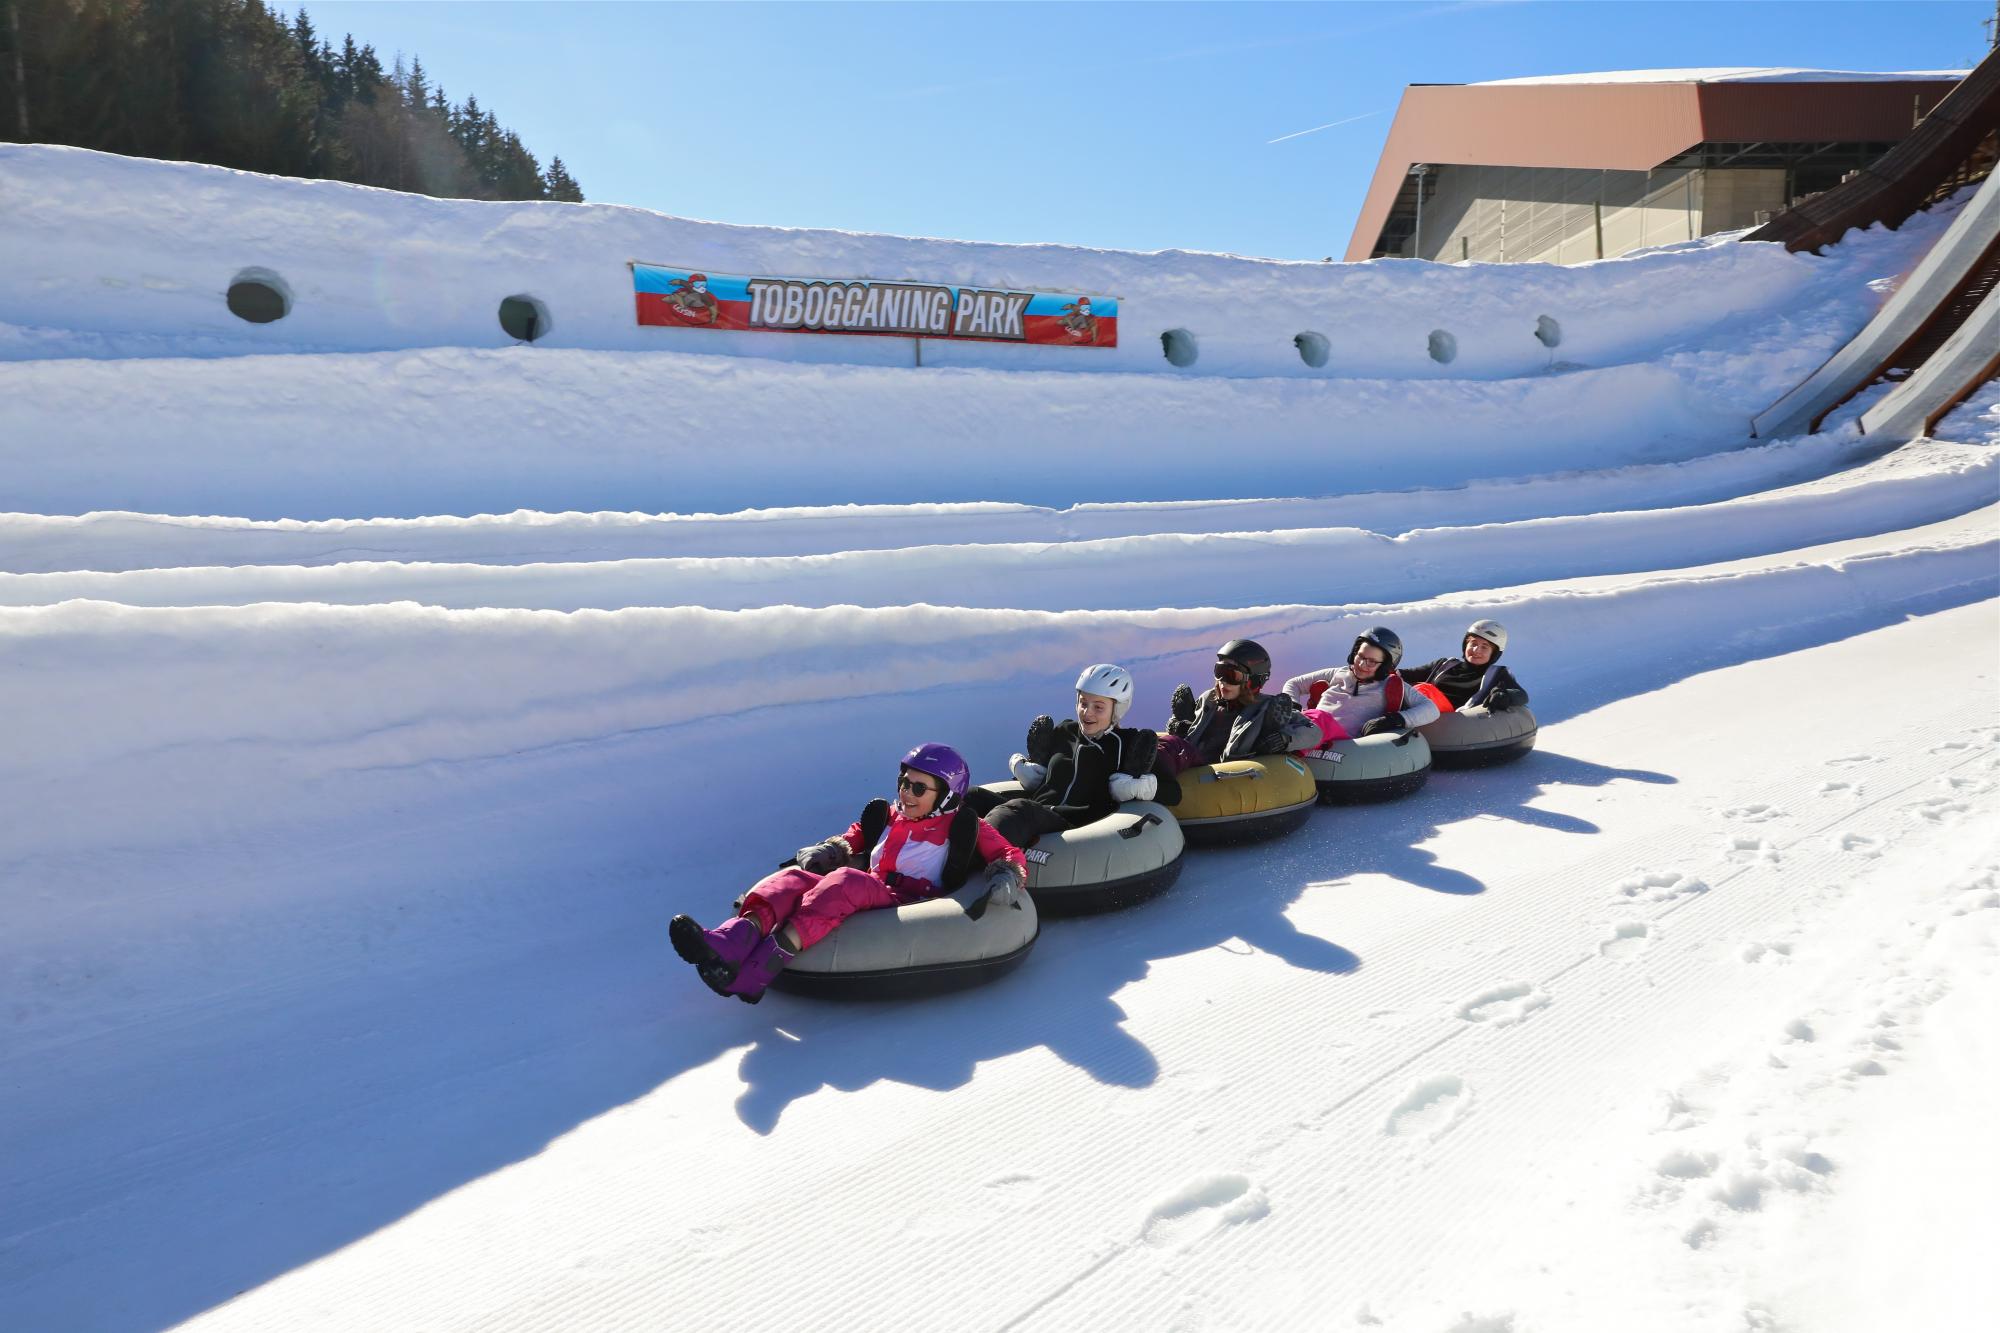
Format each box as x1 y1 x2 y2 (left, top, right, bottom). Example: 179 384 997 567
1108 771 1156 803
1009 753 1048 791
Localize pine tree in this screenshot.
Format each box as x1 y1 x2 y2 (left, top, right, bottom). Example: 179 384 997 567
5 1 576 203
543 155 583 203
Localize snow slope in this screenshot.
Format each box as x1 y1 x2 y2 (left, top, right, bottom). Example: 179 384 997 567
1 149 1996 1333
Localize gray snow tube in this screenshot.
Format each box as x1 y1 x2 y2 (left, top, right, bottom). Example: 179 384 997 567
770 876 1040 1000
1419 705 1539 769
977 782 1186 916
1301 731 1433 803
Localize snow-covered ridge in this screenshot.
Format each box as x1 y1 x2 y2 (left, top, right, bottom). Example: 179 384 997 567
0 430 1906 573
5 439 1990 612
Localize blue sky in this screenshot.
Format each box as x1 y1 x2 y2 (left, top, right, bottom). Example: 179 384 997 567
293 1 1993 260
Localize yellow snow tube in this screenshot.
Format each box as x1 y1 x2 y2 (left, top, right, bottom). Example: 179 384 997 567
1164 755 1318 845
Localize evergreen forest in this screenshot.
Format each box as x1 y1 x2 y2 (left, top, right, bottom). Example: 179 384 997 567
0 0 584 202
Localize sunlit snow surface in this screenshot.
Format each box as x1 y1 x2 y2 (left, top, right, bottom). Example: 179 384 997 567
1 148 1996 1333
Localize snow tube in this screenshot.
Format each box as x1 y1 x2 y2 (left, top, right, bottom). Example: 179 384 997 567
976 782 1186 916
1301 731 1432 803
1163 755 1318 845
1419 705 1539 769
770 875 1040 1000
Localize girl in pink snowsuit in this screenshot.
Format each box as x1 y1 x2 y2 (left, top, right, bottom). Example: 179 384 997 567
670 743 1027 1004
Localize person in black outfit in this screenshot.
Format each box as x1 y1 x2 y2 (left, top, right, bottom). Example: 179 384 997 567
1398 618 1530 713
969 664 1161 849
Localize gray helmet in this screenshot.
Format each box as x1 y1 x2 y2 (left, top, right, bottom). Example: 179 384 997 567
1464 619 1507 657
1348 625 1403 673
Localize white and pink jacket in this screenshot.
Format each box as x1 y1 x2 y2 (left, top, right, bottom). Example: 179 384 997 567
840 807 1025 900
1280 665 1441 745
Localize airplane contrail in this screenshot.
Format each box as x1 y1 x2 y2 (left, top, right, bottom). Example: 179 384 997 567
1266 110 1382 144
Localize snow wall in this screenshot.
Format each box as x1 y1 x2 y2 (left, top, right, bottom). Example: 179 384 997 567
0 144 1945 517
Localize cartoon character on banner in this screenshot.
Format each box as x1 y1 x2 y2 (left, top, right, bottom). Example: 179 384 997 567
1058 296 1098 343
665 272 720 325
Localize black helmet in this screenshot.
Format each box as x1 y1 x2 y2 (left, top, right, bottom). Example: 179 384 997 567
1348 625 1403 673
1216 638 1272 688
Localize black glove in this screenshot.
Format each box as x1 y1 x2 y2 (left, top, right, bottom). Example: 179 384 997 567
1024 713 1059 765
1361 711 1407 737
1170 683 1196 724
794 839 846 874
1486 688 1527 712
1253 727 1294 754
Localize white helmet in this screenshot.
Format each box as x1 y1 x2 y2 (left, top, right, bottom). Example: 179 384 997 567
1074 663 1134 723
1465 619 1508 655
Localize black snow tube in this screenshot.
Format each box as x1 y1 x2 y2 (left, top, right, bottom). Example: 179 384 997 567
976 782 1186 916
769 875 1040 1000
1301 731 1433 804
1420 706 1539 769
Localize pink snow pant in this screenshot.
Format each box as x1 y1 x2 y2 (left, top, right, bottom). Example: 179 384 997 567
740 866 908 952
1301 708 1350 748
1158 709 1349 771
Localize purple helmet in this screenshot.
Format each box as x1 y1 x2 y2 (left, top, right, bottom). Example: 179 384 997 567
900 742 970 811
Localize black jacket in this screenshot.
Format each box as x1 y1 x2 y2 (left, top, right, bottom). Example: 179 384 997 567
1030 721 1158 824
1398 657 1527 709
1180 688 1314 764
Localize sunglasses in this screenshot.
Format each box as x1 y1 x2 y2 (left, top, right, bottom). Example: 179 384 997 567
897 774 942 797
1214 663 1251 684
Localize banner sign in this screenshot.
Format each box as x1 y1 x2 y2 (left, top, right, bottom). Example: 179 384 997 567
632 263 1117 348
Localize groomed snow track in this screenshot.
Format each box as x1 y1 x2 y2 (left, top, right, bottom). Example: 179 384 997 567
1 145 1996 1333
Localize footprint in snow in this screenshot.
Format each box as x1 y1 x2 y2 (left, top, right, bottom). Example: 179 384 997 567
1138 1173 1269 1249
1616 870 1708 903
1950 887 2000 916
1907 796 1970 823
1833 831 1883 857
1442 1314 1519 1333
1726 836 1781 865
1455 982 1551 1026
982 1172 1042 1204
1600 922 1652 959
1723 802 1787 822
1817 779 1859 796
1655 1147 1719 1180
1828 754 1881 766
1741 939 1794 964
1384 1074 1471 1140
1931 739 1971 753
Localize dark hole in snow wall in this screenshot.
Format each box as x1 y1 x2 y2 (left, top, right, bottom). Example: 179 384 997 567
1161 328 1198 368
1427 329 1457 364
1535 315 1562 349
1294 331 1329 369
499 295 551 343
225 268 291 324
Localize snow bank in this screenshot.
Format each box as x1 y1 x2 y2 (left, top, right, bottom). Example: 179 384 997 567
6 438 1989 611
0 144 1839 380
4 507 1989 868
0 430 1898 574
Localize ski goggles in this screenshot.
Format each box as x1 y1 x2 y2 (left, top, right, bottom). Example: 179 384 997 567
1213 662 1252 684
